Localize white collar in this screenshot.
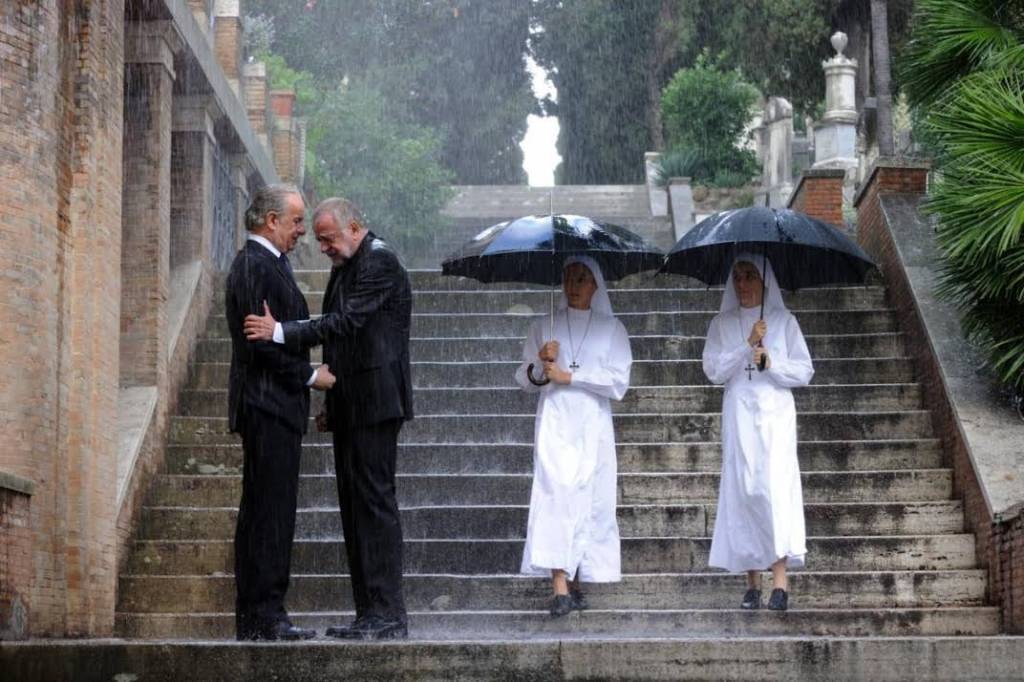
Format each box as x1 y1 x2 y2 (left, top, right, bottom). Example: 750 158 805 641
247 233 282 258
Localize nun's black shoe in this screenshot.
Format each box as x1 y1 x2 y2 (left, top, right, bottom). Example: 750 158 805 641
767 588 789 611
550 594 573 617
570 589 589 611
740 588 762 610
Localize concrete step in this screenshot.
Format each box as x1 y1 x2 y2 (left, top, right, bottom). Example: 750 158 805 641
179 383 923 418
168 411 935 446
117 569 986 614
112 606 1003 641
244 287 890 315
295 268 880 292
148 469 953 508
194 333 908 364
138 501 965 541
168 438 945 477
125 534 979 576
201 309 901 338
9 636 1024 681
188 358 915 390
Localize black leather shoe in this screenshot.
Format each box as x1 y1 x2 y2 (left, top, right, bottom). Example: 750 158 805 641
329 615 408 640
262 621 316 641
569 589 589 611
767 588 788 611
324 616 366 639
740 588 762 610
550 594 573 617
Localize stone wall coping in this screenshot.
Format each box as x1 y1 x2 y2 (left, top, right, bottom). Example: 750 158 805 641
161 0 279 184
853 157 932 208
879 193 1024 517
0 471 35 497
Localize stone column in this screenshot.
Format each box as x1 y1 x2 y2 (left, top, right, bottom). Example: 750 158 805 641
270 90 298 183
243 62 271 155
761 97 794 207
644 152 668 217
667 177 694 240
121 22 181 388
171 95 220 272
213 0 242 96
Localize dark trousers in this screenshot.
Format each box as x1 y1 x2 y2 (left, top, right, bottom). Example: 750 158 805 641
333 419 407 621
234 412 303 638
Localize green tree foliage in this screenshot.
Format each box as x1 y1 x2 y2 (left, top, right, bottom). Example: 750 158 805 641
660 56 760 186
246 0 531 184
531 1 670 184
901 0 1024 391
309 85 455 252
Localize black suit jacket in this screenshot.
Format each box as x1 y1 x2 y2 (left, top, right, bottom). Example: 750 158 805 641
281 232 414 429
226 239 312 434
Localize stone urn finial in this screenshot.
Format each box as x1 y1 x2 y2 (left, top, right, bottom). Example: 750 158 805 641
831 31 848 57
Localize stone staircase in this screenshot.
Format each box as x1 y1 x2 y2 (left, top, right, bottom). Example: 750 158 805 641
116 266 1000 647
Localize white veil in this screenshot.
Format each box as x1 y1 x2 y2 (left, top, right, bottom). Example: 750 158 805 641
557 255 614 315
718 252 789 316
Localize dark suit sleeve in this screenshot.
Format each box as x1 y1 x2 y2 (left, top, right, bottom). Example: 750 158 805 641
281 248 399 352
236 259 313 391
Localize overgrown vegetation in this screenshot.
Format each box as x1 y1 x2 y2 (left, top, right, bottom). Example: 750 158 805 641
901 0 1024 392
658 56 759 188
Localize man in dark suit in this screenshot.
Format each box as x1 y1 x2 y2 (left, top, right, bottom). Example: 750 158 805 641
225 183 335 641
243 197 413 640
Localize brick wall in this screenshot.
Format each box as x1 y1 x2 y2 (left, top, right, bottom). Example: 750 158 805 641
854 158 1023 633
0 483 32 640
787 168 845 228
991 506 1024 632
0 0 125 636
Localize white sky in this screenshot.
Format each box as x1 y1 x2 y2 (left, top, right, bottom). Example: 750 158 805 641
519 55 561 187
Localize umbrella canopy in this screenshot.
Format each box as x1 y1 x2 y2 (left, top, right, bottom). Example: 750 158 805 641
441 214 665 285
660 206 876 290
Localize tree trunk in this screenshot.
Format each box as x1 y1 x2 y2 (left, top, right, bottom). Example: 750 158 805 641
870 0 894 156
645 0 679 151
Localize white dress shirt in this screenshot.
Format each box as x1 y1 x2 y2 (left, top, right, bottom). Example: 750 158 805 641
246 235 317 387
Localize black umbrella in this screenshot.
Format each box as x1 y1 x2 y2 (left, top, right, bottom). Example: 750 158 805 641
441 214 665 286
659 206 876 290
442 213 664 385
660 206 877 371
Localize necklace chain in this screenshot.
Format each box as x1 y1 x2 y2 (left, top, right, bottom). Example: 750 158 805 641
567 309 593 369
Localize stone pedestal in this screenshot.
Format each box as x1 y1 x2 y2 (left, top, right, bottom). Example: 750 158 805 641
667 177 694 240
644 152 668 217
813 32 860 205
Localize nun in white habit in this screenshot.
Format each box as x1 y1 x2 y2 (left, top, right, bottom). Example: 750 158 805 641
514 255 633 617
702 254 814 611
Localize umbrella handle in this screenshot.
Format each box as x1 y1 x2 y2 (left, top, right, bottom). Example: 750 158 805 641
757 340 767 371
526 363 551 386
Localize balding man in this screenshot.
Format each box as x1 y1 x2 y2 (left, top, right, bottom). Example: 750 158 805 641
225 184 334 641
244 198 413 640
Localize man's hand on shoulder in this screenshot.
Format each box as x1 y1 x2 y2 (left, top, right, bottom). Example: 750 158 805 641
244 301 278 341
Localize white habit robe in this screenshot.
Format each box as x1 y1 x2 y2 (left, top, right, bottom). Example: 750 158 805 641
515 258 632 582
702 255 814 573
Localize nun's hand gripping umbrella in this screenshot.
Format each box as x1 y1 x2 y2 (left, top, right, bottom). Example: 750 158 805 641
441 214 664 384
659 206 877 371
